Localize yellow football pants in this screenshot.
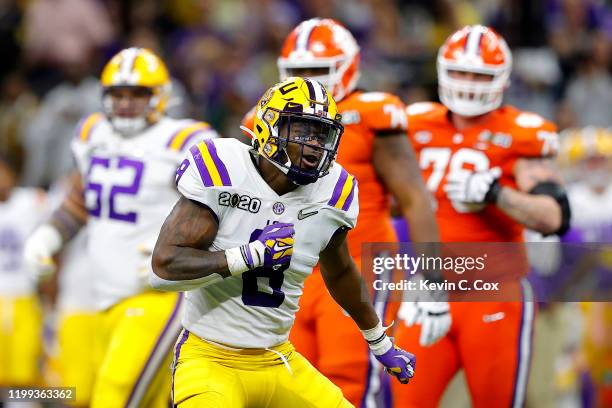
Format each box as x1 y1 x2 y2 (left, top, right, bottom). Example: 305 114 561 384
91 291 183 408
173 330 353 408
0 295 42 387
55 311 98 407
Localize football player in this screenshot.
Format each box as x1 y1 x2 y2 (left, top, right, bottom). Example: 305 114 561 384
23 48 219 408
243 18 438 406
0 149 47 399
39 177 97 408
393 25 570 408
151 77 416 407
53 230 97 407
559 128 612 407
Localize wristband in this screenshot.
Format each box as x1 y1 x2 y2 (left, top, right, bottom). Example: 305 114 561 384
361 321 393 355
224 241 265 276
485 178 502 204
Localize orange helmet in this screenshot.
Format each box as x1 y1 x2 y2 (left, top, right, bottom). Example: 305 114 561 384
437 25 512 117
278 18 360 101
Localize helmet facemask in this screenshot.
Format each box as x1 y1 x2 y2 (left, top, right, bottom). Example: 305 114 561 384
259 109 343 185
102 85 169 137
437 61 510 117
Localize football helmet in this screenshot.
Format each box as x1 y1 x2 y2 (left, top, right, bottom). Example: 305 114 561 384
559 127 612 186
252 77 344 185
438 25 512 117
100 47 171 136
559 127 612 164
278 18 360 102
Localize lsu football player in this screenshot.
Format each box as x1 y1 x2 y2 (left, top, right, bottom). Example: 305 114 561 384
23 48 219 408
0 149 47 397
558 128 612 407
243 18 438 406
53 229 97 407
393 25 570 408
40 177 97 407
151 77 416 407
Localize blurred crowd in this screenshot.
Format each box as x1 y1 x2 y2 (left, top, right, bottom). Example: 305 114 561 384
0 0 610 187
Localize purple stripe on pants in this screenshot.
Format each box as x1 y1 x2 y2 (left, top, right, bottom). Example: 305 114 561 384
171 329 190 406
124 293 184 407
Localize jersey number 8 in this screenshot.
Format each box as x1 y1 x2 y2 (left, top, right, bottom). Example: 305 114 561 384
242 228 287 308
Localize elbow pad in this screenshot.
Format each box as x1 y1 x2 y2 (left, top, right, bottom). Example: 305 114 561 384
149 271 224 291
528 181 571 236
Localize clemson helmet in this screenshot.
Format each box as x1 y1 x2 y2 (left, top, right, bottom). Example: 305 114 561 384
278 18 360 102
438 25 512 117
100 47 171 135
252 77 344 185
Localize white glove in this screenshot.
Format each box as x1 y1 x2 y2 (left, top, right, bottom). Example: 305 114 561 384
23 224 63 282
444 167 502 203
399 276 451 347
398 301 451 347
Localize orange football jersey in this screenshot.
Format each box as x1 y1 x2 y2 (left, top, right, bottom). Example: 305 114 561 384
407 102 559 243
243 90 408 260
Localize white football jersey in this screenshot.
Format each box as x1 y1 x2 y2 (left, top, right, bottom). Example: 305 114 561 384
176 138 359 348
0 188 48 296
568 183 612 228
57 230 96 312
71 113 218 310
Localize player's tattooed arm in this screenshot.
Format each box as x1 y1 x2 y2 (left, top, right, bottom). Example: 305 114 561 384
319 227 379 331
49 171 88 242
152 196 230 281
372 133 440 242
496 158 563 234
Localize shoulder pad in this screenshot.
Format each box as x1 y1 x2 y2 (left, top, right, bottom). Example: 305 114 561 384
188 139 233 187
354 92 407 132
514 112 547 128
508 110 559 158
326 167 358 212
406 102 443 117
74 113 105 143
357 92 396 103
167 121 214 152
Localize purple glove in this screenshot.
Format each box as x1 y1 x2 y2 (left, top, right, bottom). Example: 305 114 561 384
243 223 295 270
375 345 416 384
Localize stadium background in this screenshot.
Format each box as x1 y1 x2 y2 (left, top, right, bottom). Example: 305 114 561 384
0 0 610 407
